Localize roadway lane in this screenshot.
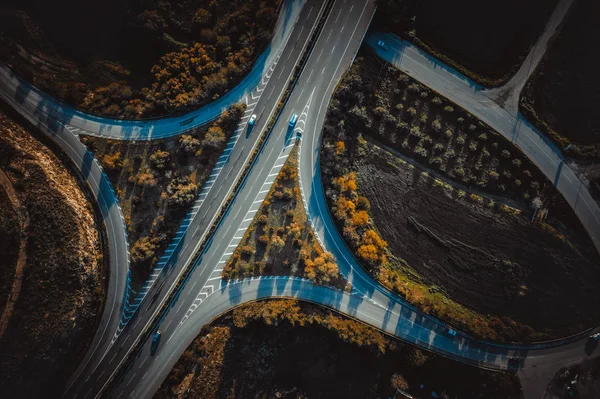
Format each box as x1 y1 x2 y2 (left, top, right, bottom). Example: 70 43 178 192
109 1 598 398
365 31 600 255
62 1 328 398
109 0 381 397
0 0 307 140
0 64 130 394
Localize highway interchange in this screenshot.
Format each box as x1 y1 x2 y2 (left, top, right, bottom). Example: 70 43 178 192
0 0 598 398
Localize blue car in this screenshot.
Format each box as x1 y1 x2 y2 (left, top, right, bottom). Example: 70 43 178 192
150 330 162 356
289 113 298 127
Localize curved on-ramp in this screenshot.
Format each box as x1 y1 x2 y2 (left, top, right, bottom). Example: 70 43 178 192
0 0 306 141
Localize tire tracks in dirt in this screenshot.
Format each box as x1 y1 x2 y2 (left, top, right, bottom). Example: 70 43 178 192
0 167 29 339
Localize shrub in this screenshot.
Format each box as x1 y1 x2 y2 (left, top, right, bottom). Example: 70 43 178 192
444 129 453 139
179 134 201 154
102 152 123 171
512 159 522 167
454 166 465 177
420 112 428 124
433 143 444 152
420 91 428 98
202 125 226 148
488 170 500 180
468 124 477 131
396 121 409 132
456 135 466 145
431 119 442 132
414 146 428 157
409 125 422 138
501 150 511 158
432 97 442 105
524 170 532 177
240 245 254 259
407 107 417 117
258 234 270 246
357 196 371 211
457 117 465 123
395 103 404 111
478 133 488 140
407 83 420 93
257 214 268 225
167 175 197 207
443 105 454 113
150 149 170 170
515 179 522 187
469 141 478 151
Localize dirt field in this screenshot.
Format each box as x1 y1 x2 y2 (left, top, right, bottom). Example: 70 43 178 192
319 52 600 341
0 0 279 118
0 184 19 313
375 0 557 86
223 148 344 288
331 51 554 215
155 300 521 399
83 104 244 288
0 112 104 398
520 0 600 160
358 143 600 339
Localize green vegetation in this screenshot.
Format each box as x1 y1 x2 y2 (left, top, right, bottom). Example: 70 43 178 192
223 148 344 288
319 52 600 341
83 103 244 287
0 0 280 118
520 0 600 160
375 0 558 86
155 300 521 399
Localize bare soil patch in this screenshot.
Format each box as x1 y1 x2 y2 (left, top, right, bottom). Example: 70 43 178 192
155 300 521 399
0 0 280 118
0 181 19 314
0 112 104 398
358 143 600 339
375 0 557 86
319 52 600 341
223 148 345 288
520 0 600 160
82 104 244 288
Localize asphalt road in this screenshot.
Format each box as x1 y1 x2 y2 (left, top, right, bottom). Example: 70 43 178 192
116 2 598 398
366 31 600 256
0 0 306 140
0 0 598 398
0 64 130 393
53 1 329 398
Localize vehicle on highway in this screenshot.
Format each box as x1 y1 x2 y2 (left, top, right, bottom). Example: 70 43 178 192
248 114 257 126
296 131 302 143
590 332 600 341
289 113 298 127
447 328 457 337
150 330 162 356
377 40 387 50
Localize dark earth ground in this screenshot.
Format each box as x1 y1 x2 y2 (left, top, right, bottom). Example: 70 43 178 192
520 0 600 161
358 143 600 339
0 111 104 398
155 300 522 399
319 50 600 342
375 0 558 86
